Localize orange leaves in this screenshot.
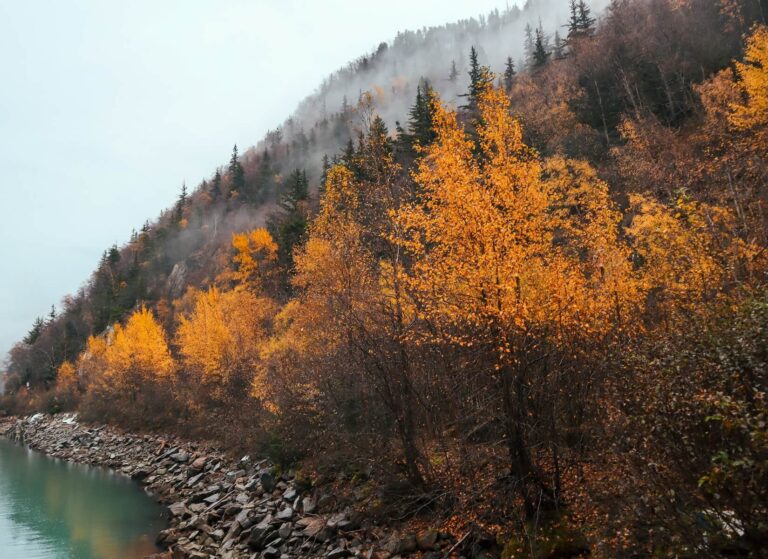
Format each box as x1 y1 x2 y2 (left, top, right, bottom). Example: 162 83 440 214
229 228 278 292
175 287 277 400
397 85 636 351
730 25 768 132
102 307 174 392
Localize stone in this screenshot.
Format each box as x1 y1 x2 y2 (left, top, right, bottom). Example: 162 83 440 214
283 487 297 501
327 548 352 559
303 517 331 541
278 522 292 539
276 506 293 520
416 530 439 551
302 497 317 514
190 456 208 470
171 450 189 463
262 546 280 559
169 502 187 517
203 493 221 504
386 534 417 555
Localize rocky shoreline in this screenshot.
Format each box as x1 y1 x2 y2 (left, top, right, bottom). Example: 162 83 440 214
0 414 460 559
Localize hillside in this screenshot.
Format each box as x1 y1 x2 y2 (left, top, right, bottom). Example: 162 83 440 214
4 0 768 556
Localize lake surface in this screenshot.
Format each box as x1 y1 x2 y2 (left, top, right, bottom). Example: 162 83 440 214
0 438 166 559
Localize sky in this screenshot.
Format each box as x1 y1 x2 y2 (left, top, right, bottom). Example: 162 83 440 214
0 0 512 360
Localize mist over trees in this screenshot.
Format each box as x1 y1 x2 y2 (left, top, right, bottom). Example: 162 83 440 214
3 0 768 556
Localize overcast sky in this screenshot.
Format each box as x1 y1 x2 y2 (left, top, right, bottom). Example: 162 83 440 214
0 0 512 360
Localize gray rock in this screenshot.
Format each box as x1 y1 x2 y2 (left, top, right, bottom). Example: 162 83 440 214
278 522 292 539
276 506 293 521
283 487 297 501
302 497 317 514
171 450 189 463
262 546 280 559
169 502 187 517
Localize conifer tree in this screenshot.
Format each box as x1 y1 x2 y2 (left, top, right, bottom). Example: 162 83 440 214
553 31 567 59
399 81 438 155
210 168 222 198
524 23 535 68
503 56 516 91
463 46 494 111
228 145 245 198
174 182 188 224
24 317 45 345
532 25 551 68
449 60 459 83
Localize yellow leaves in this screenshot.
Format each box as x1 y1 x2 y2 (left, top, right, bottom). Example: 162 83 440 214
316 165 358 232
229 228 277 291
730 25 768 131
175 287 277 395
56 361 78 392
103 307 174 391
398 85 636 348
625 193 733 305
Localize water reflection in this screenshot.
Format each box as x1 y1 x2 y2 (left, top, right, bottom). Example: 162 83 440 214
0 438 166 559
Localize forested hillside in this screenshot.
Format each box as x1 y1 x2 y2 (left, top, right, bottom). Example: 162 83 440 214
3 0 768 556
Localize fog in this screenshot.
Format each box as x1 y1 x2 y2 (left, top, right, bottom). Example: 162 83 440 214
0 0 610 358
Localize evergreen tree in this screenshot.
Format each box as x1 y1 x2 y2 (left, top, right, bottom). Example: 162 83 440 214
174 182 188 223
568 0 596 41
320 154 331 191
553 31 567 59
24 317 45 345
270 168 310 273
578 1 596 36
503 56 516 91
532 25 551 68
228 144 245 198
399 81 438 155
524 23 535 68
47 305 57 324
210 168 222 198
568 0 580 40
449 60 459 83
108 244 121 265
280 169 309 214
463 46 494 110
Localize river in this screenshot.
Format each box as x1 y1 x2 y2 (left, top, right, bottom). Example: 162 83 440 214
0 438 166 559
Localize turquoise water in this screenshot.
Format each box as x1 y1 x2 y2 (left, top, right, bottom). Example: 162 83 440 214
0 438 166 559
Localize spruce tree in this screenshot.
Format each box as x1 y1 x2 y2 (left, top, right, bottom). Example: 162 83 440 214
449 60 459 83
24 317 45 345
503 56 516 91
175 182 187 223
210 168 222 198
577 1 596 36
532 25 551 68
464 46 494 110
524 23 535 68
228 144 245 198
553 31 567 59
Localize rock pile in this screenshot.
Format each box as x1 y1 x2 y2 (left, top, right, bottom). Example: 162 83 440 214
1 414 461 559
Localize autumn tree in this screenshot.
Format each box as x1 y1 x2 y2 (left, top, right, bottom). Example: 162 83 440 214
176 287 277 405
396 85 640 514
224 228 279 295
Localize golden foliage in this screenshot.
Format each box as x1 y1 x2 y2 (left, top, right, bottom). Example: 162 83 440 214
105 306 174 391
227 228 278 292
176 286 277 397
397 86 638 348
730 25 768 131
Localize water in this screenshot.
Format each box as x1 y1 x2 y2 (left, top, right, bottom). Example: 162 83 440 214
0 438 166 559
